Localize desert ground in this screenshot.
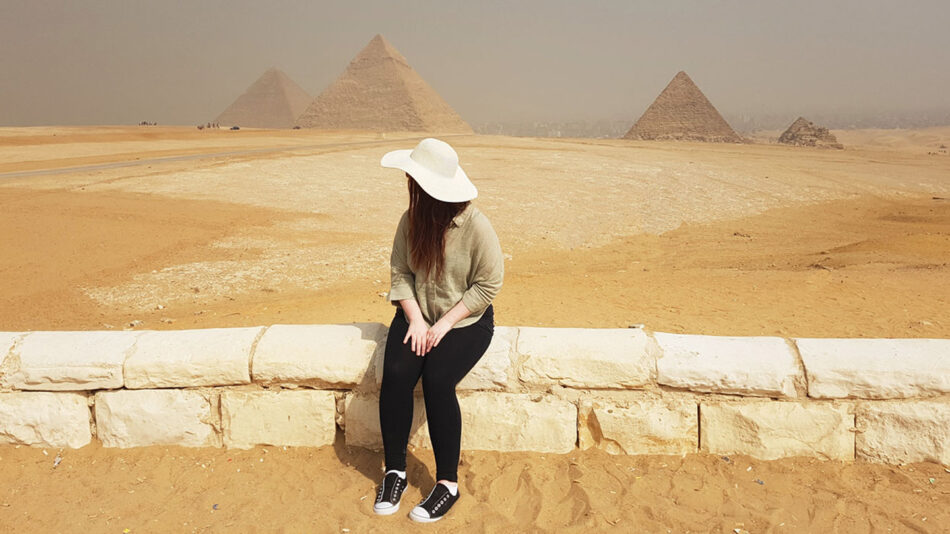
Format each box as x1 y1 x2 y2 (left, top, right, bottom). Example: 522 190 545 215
1 126 948 336
1 126 949 532
1 441 947 533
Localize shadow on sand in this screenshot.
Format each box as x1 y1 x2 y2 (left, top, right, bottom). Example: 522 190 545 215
332 429 435 491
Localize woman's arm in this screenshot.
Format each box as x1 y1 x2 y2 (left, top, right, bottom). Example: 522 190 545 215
425 300 472 352
389 212 416 303
390 212 429 356
427 215 504 351
459 216 504 315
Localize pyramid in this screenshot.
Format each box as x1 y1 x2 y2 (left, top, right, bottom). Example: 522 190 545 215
295 35 472 133
216 68 312 129
778 117 843 149
624 71 742 143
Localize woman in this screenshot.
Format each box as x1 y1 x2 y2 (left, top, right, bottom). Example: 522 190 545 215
374 138 503 523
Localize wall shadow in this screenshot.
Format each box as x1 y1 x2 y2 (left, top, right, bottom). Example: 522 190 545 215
332 428 434 491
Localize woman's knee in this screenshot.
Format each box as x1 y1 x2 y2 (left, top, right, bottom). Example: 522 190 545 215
382 340 422 391
420 373 457 400
424 335 492 386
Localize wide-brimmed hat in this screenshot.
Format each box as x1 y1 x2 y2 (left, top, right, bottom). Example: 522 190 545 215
381 138 477 202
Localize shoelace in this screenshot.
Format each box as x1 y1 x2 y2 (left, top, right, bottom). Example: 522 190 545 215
432 494 449 511
376 475 404 504
423 487 453 513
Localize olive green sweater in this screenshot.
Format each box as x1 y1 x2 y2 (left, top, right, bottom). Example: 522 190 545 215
389 204 504 328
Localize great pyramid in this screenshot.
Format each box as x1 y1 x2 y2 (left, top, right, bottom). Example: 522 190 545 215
216 68 312 129
624 71 742 143
295 34 472 133
778 117 843 149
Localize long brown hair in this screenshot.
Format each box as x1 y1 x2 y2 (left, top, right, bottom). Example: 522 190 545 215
407 174 469 280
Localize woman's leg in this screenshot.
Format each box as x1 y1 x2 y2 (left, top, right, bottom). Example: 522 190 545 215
421 307 494 483
379 310 425 473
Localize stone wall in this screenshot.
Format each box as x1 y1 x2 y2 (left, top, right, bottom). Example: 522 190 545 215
1 326 947 466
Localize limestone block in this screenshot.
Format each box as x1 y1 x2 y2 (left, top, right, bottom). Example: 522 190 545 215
344 393 428 450
344 392 576 453
458 327 517 390
253 324 385 388
124 327 259 388
578 396 698 455
95 389 220 448
700 401 854 461
458 392 576 453
0 392 91 448
654 332 801 397
2 331 138 391
371 326 517 392
517 327 654 389
796 338 950 399
856 401 950 465
221 390 337 449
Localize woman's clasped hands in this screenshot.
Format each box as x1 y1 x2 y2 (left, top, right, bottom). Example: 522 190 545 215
402 318 451 357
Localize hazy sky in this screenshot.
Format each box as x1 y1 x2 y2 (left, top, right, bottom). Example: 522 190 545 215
2 0 948 126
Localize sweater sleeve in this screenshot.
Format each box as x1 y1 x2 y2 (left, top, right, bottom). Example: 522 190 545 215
461 215 504 314
389 211 416 303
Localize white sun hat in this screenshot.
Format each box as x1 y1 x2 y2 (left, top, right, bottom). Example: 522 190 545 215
380 138 477 202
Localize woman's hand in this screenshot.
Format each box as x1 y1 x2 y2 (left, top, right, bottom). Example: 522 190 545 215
403 319 429 357
425 319 452 353
425 300 473 353
398 298 429 356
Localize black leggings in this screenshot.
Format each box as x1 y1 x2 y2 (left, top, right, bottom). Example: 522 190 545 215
379 305 494 482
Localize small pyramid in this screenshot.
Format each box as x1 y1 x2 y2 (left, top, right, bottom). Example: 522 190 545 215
778 117 843 149
624 71 742 143
216 68 312 129
296 35 472 133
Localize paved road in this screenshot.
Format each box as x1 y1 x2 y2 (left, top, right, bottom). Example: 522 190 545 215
0 136 429 180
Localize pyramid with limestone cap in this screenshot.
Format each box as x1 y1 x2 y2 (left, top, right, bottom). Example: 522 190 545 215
624 71 742 143
216 68 312 129
295 35 472 133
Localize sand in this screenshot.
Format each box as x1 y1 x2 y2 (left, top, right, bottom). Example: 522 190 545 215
1 126 949 531
1 126 948 336
0 442 947 533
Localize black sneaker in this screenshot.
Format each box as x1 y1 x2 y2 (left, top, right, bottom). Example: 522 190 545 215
409 483 459 523
373 471 407 515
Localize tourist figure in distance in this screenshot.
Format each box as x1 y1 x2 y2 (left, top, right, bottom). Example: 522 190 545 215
373 138 503 523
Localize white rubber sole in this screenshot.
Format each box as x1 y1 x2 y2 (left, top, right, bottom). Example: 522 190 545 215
373 502 400 516
409 507 442 523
